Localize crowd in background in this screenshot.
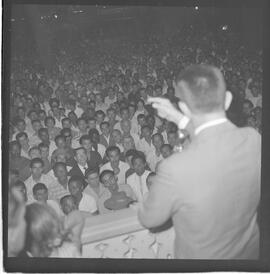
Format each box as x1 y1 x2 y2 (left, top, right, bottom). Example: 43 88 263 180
8 24 262 257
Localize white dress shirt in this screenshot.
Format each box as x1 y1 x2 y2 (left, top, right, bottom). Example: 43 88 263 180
78 193 98 213
127 170 151 203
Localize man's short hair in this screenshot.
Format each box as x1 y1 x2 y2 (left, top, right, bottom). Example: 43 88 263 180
85 167 100 178
54 135 65 144
131 153 146 165
161 143 173 151
68 175 85 187
60 128 72 136
38 142 49 150
137 114 145 121
100 121 110 128
106 146 121 157
74 147 87 155
30 158 44 168
61 117 71 124
125 149 138 159
45 116 55 125
33 183 47 195
99 169 114 183
16 132 28 141
53 162 67 172
175 65 226 114
60 194 76 206
29 146 41 155
95 110 105 117
9 140 21 150
79 134 91 145
38 127 48 136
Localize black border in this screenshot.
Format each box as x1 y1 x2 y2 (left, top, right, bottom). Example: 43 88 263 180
2 0 270 272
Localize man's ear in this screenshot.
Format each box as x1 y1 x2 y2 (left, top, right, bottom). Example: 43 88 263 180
178 101 192 118
225 91 233 111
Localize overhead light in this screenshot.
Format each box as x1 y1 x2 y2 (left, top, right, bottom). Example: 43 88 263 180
54 14 58 19
195 6 199 10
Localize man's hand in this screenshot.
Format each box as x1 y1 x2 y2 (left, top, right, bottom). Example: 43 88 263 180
147 97 184 125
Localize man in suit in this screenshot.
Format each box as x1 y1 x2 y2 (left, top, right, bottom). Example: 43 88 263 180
138 65 261 259
68 147 100 180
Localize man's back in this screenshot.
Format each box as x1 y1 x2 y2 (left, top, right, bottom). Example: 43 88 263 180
157 122 261 259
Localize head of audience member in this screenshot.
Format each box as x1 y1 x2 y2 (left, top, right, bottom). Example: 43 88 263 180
38 110 46 122
106 146 121 167
74 147 88 167
16 132 29 148
107 108 117 122
85 168 100 189
243 99 254 117
100 170 119 194
14 118 26 133
146 172 156 190
30 158 44 179
167 131 180 148
152 133 164 151
24 203 62 257
9 141 21 158
77 118 88 133
79 135 93 152
95 110 105 125
100 121 111 137
132 154 147 176
160 144 173 158
175 65 232 125
11 180 27 202
54 135 67 150
33 183 48 204
123 135 136 152
146 115 156 130
125 149 139 168
8 186 27 256
44 116 56 130
38 143 50 160
60 195 78 215
120 119 132 135
111 129 122 145
88 118 96 130
38 128 50 144
9 169 20 184
29 146 42 159
53 162 68 182
28 110 39 122
31 119 42 134
61 117 72 129
87 127 98 142
60 128 73 147
137 99 145 112
141 125 153 140
68 175 85 200
68 111 78 127
120 107 129 120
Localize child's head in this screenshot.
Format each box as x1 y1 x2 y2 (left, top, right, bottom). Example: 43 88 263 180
68 176 85 198
60 195 78 215
33 183 48 203
132 154 147 176
146 172 156 190
160 144 173 158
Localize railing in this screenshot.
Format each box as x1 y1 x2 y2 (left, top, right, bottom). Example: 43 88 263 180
81 207 175 258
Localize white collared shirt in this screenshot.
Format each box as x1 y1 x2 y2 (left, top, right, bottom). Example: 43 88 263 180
195 118 228 136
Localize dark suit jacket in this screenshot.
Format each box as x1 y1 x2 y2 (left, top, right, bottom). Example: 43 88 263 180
139 121 261 259
99 134 111 148
68 152 102 178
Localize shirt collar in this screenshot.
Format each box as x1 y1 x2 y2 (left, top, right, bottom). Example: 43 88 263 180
194 118 228 136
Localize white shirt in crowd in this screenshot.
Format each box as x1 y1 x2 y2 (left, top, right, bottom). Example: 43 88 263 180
78 192 98 213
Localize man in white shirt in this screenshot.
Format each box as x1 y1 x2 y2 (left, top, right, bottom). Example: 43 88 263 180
68 175 98 214
100 146 129 185
127 154 151 203
24 158 57 203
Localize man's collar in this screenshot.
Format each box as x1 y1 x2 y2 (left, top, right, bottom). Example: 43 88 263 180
194 118 228 136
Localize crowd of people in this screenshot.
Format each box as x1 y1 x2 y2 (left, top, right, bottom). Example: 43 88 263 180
8 23 262 257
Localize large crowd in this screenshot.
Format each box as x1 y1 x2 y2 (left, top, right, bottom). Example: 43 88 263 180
8 24 262 257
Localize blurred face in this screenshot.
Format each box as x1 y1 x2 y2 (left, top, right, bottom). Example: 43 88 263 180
56 138 66 149
123 137 135 151
61 198 77 215
34 189 48 203
29 112 38 121
142 127 152 139
18 109 25 119
31 163 43 178
17 121 26 132
39 112 46 121
86 172 100 188
133 158 146 176
14 185 27 202
112 130 122 143
78 120 87 132
18 135 29 147
138 117 146 127
251 87 260 97
247 116 257 128
29 149 41 159
68 180 83 197
40 147 49 159
243 102 253 116
101 173 118 193
107 150 120 166
32 121 41 133
45 119 55 129
62 120 71 129
54 165 67 180
81 139 92 150
10 144 21 157
107 110 116 121
121 120 131 134
152 135 164 149
168 133 178 147
96 114 105 124
88 120 96 129
101 124 110 136
121 109 129 120
75 149 87 166
161 146 173 158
